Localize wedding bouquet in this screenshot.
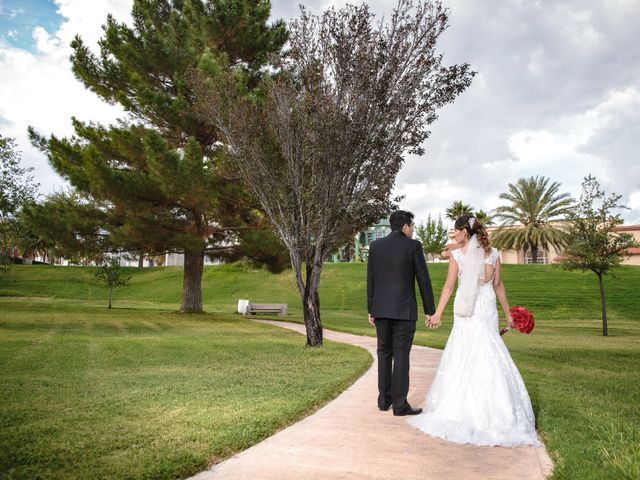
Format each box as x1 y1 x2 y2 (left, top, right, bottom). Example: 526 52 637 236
500 306 535 335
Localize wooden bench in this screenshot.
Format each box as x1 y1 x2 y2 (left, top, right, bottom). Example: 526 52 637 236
238 299 288 316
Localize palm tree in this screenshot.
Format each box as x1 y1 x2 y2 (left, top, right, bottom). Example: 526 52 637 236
445 200 474 221
491 176 573 263
474 209 494 225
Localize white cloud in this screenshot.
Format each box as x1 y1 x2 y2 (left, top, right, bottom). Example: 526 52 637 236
393 180 470 227
32 26 59 54
1 0 639 227
628 191 640 224
397 0 640 224
51 0 132 52
0 0 132 191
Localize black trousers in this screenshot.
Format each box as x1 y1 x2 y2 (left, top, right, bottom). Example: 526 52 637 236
375 318 416 411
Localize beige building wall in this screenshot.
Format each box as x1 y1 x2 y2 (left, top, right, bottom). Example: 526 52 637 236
614 225 640 265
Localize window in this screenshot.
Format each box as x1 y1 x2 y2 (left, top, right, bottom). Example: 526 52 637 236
523 248 548 264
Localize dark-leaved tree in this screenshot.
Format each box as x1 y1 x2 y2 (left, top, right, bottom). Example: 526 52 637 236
1 134 40 258
200 0 475 345
29 0 288 312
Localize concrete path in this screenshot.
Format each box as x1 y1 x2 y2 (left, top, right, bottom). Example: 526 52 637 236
190 320 553 480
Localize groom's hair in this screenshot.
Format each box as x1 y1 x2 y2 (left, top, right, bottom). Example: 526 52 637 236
390 210 414 231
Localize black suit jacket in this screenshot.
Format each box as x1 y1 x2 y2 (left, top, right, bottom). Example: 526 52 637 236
367 230 435 321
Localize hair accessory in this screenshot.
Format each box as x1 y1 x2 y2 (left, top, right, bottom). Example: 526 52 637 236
468 216 476 230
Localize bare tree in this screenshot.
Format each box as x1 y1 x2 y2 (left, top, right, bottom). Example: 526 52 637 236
197 0 474 345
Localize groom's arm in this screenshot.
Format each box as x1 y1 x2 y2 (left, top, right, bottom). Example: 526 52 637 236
413 241 435 315
367 244 375 314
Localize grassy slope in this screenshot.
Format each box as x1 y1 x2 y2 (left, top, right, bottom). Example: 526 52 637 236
2 262 640 479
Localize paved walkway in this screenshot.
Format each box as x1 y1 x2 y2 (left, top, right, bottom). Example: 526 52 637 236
190 320 553 480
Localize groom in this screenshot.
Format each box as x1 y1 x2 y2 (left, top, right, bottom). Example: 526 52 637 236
367 210 435 416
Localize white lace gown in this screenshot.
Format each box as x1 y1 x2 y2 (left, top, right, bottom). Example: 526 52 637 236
408 247 540 447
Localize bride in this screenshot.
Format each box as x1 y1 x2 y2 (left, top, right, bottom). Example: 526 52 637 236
408 214 540 447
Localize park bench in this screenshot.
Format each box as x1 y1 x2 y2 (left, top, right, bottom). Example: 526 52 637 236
237 299 288 316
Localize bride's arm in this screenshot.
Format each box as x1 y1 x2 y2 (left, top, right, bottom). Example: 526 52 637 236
492 258 514 328
427 256 458 328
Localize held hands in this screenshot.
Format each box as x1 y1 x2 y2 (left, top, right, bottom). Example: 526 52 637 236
426 313 441 329
368 313 376 327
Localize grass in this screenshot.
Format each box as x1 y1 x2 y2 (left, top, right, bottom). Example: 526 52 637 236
0 297 371 479
1 262 640 479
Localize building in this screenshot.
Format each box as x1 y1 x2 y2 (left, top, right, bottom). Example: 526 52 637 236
443 224 640 266
328 219 392 262
164 252 224 267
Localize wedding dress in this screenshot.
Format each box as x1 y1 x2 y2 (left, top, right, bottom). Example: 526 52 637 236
408 245 540 447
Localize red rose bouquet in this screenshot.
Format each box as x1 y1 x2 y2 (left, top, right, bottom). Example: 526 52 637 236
500 306 535 335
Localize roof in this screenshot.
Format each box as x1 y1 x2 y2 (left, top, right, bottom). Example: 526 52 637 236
613 224 640 232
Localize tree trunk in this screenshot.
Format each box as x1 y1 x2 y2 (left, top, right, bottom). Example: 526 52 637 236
597 273 608 336
180 246 204 313
530 242 538 264
138 253 144 268
303 262 323 346
108 287 113 309
288 249 323 346
22 251 33 265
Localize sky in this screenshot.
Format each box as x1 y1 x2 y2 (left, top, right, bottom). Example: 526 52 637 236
1 0 639 227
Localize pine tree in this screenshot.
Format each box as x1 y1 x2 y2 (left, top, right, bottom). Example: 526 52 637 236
21 190 110 264
29 0 287 312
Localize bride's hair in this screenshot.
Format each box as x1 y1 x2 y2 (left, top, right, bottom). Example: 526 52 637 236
455 215 491 253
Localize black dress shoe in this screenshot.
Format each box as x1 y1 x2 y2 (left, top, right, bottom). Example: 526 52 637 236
393 405 422 416
378 402 392 411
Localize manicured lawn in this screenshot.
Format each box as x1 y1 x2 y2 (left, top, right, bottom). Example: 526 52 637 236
1 262 639 479
0 298 371 479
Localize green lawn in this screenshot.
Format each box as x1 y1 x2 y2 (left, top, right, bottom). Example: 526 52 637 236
1 262 639 479
0 296 371 479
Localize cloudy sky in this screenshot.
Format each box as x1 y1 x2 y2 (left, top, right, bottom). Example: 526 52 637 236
1 0 639 227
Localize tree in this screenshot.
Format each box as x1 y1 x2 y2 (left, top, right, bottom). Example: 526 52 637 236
95 258 131 309
1 135 40 252
561 175 639 336
416 214 448 261
21 190 110 264
492 176 573 263
202 0 474 345
0 250 10 279
474 209 494 225
30 0 288 313
445 201 474 221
